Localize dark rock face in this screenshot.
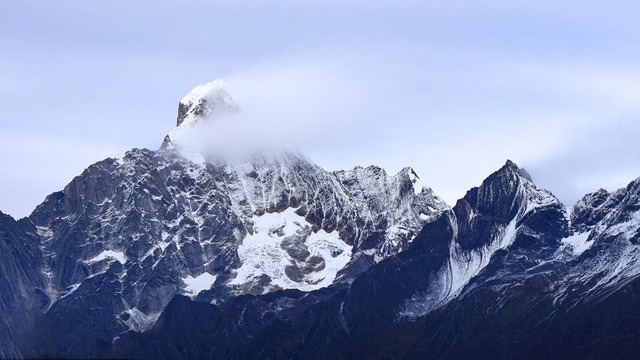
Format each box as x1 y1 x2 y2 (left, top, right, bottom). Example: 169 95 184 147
114 295 245 360
0 212 45 359
104 163 640 360
0 123 446 357
2 151 640 359
571 187 624 232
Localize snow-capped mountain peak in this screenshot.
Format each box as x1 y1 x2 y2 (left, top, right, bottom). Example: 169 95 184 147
164 80 248 160
176 79 239 127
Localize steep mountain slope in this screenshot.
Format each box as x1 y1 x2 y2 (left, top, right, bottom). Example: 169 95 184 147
0 212 46 359
0 80 448 358
394 177 640 359
111 162 640 360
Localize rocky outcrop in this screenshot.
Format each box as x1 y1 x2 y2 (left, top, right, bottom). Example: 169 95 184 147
0 212 46 359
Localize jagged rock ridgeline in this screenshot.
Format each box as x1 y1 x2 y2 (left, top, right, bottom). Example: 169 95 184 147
1 80 639 359
113 161 640 360
0 80 448 358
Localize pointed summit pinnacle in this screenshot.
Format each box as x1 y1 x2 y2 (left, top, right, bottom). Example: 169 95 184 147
176 79 239 127
162 80 240 149
503 159 533 182
505 159 518 168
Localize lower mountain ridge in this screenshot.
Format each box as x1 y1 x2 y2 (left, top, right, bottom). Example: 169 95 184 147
1 81 639 359
110 161 640 360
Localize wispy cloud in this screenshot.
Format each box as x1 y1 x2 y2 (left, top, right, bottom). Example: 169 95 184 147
217 45 640 205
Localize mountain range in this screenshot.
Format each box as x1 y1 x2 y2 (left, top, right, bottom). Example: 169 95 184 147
1 80 639 359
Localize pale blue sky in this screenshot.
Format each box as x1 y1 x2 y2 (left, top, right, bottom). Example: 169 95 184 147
2 0 640 217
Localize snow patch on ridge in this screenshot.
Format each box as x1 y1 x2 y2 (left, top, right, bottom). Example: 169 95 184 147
182 273 217 298
85 250 127 264
180 79 234 109
561 231 593 256
230 208 352 292
60 283 81 300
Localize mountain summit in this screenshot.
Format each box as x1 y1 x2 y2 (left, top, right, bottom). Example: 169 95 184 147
163 79 244 156
176 79 239 127
0 80 450 358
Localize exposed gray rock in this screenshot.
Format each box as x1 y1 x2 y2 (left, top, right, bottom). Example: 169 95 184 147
0 80 449 358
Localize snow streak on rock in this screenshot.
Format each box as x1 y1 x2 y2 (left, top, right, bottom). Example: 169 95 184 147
400 161 565 319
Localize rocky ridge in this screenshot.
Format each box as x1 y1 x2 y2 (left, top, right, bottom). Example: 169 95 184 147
0 80 448 358
1 80 639 359
111 160 640 360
